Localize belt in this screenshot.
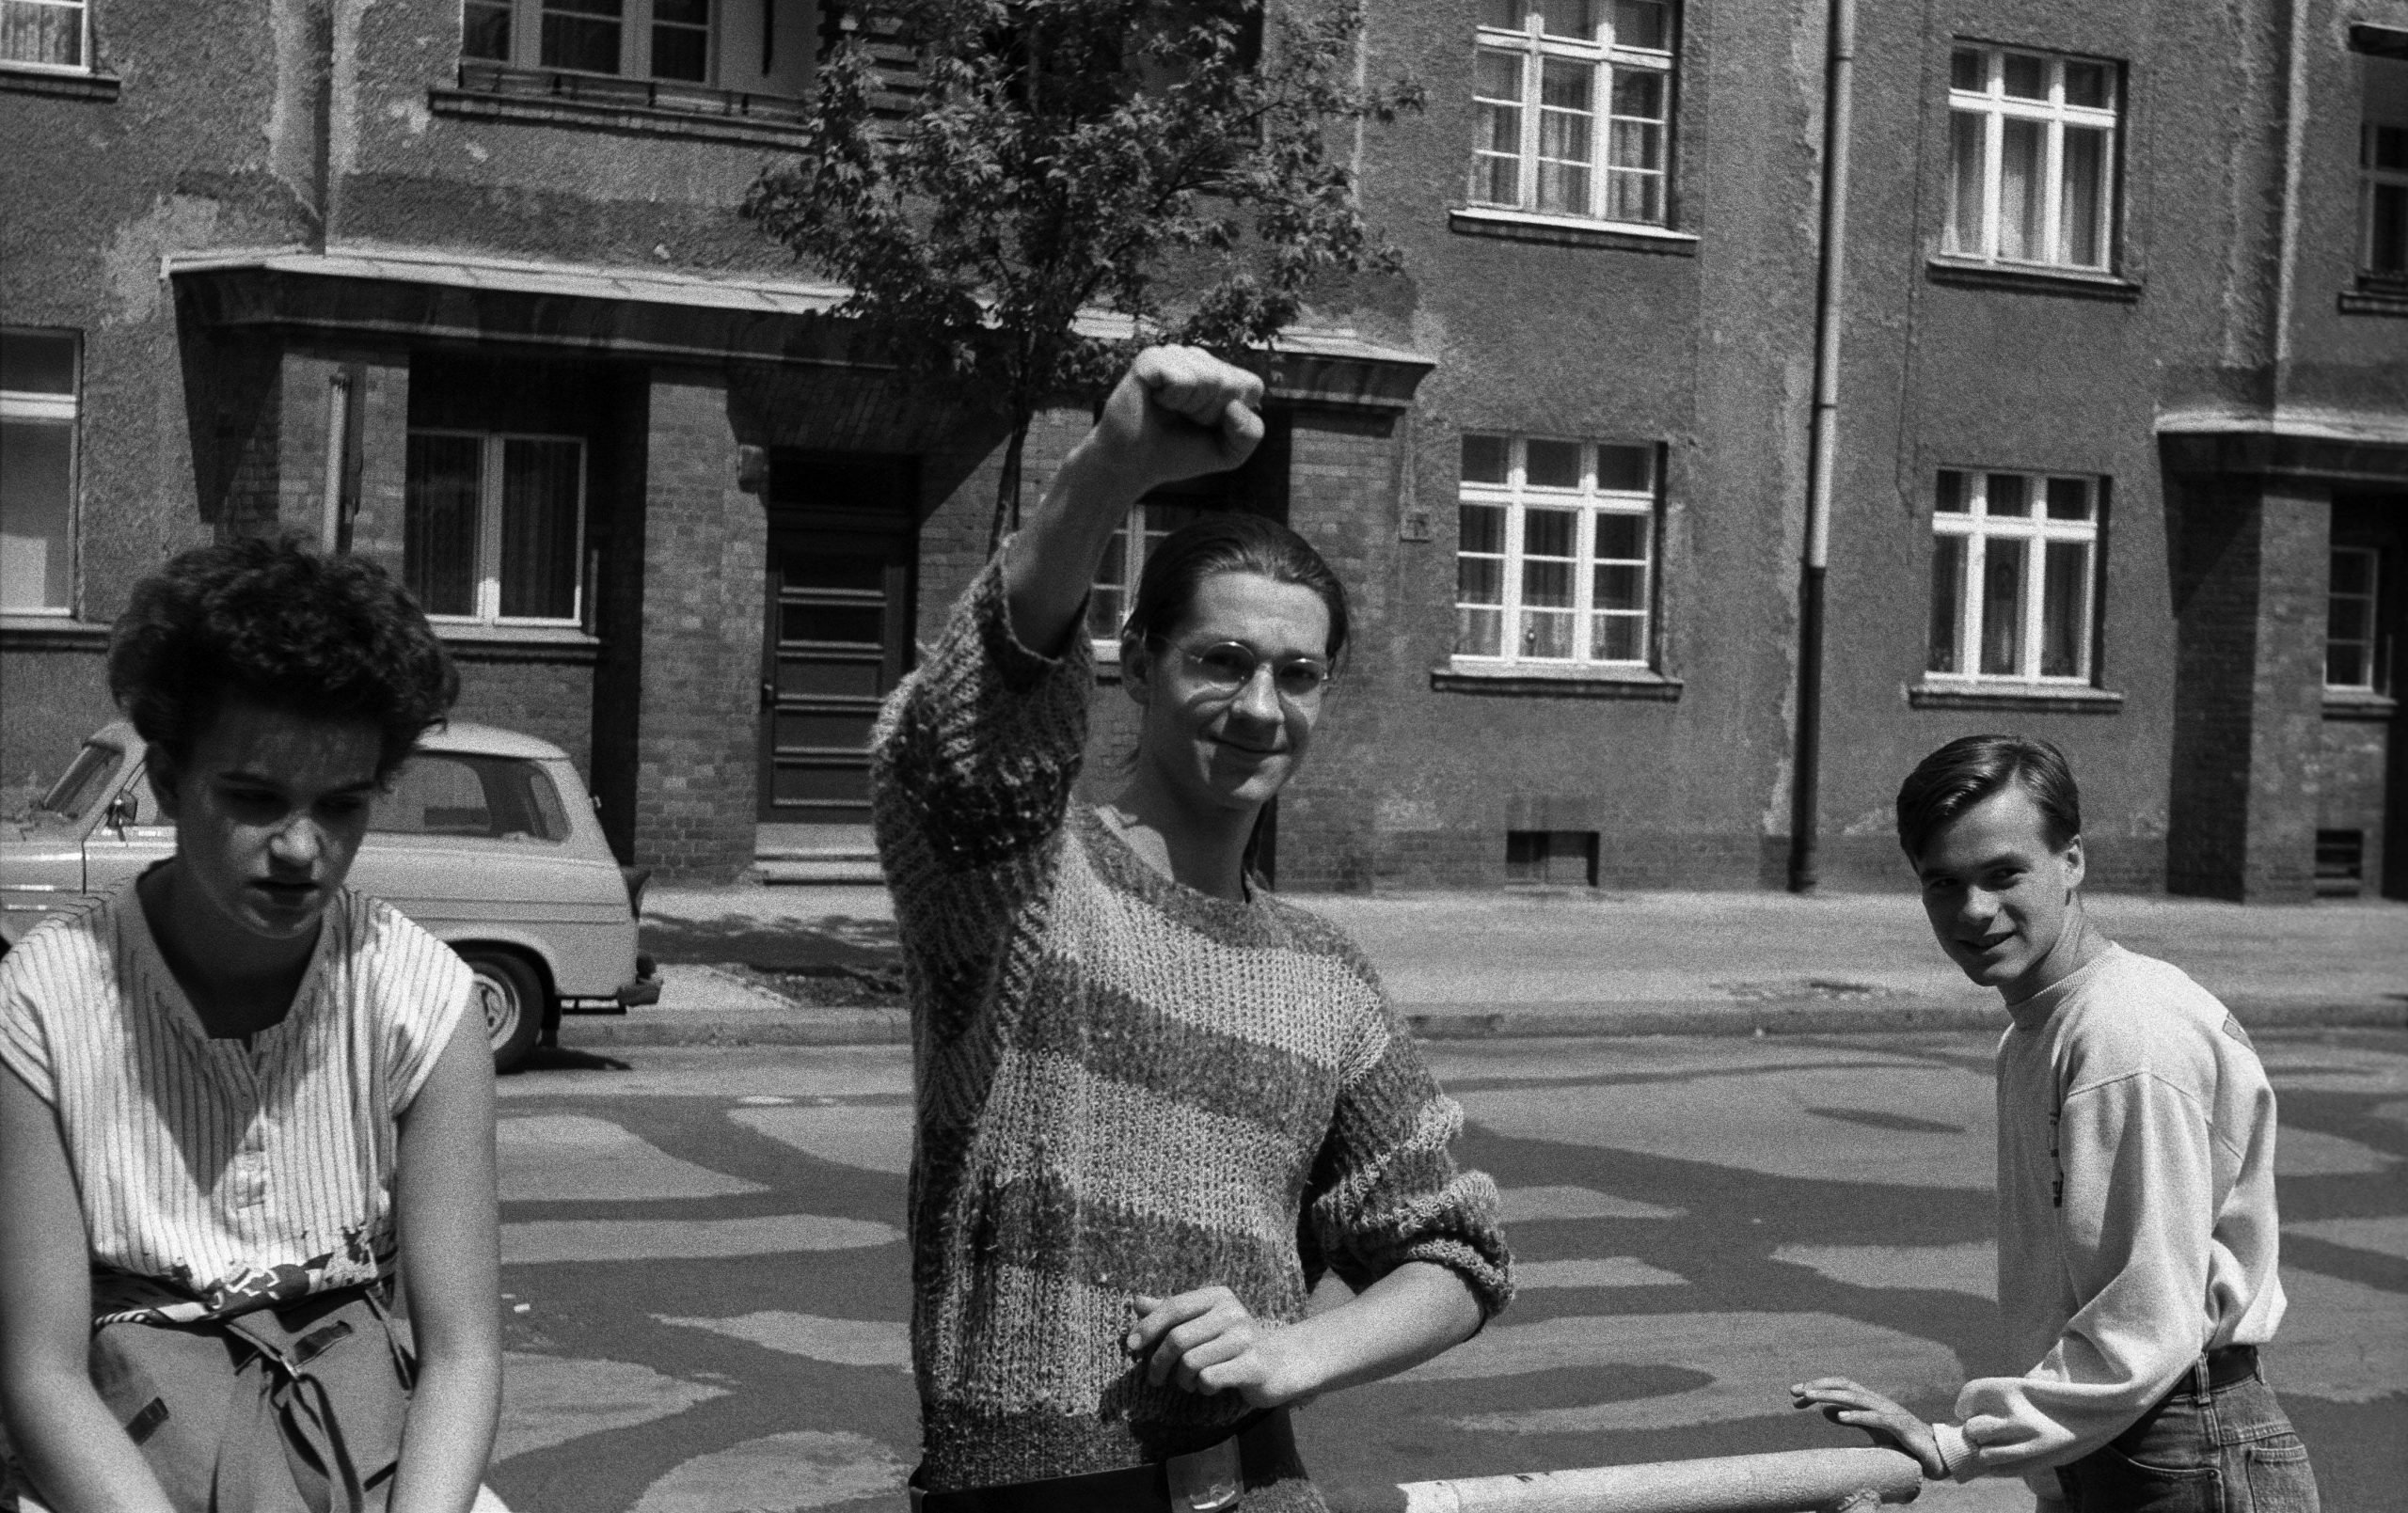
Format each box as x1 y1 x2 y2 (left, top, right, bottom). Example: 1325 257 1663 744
910 1410 1294 1513
2165 1345 2258 1399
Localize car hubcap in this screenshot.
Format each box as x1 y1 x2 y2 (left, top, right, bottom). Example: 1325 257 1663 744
477 973 517 1041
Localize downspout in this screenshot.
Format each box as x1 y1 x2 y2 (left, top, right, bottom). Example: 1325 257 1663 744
1787 0 1856 893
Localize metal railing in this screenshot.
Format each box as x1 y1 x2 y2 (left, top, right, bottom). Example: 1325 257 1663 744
1331 1447 1925 1513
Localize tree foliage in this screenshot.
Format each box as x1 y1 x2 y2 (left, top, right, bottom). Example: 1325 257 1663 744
742 0 1422 540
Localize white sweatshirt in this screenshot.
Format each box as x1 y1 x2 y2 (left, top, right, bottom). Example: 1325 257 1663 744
1930 944 2287 1489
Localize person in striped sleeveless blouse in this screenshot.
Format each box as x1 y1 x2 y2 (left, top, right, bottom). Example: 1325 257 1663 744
0 539 500 1513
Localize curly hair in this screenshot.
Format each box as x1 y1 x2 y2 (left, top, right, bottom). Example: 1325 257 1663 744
107 536 459 779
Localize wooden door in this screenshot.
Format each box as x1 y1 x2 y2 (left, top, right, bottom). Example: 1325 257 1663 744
759 525 913 827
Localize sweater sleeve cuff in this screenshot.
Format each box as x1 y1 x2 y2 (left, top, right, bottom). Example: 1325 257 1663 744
974 539 1095 694
1931 1422 1975 1482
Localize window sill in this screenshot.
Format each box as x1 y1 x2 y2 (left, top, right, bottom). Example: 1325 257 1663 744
433 623 601 662
0 615 110 649
1924 258 2142 303
1448 207 1698 256
429 61 808 149
0 64 119 101
2338 282 2408 318
1909 680 2124 714
2323 689 2398 719
1432 661 1683 700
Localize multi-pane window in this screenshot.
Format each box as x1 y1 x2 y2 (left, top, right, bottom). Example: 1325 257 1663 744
2364 57 2408 279
2327 546 2384 692
1943 45 2118 270
464 0 713 83
1926 469 2100 682
1456 434 1656 665
0 329 78 614
1087 499 1205 646
1472 0 1673 226
404 433 585 625
0 0 87 70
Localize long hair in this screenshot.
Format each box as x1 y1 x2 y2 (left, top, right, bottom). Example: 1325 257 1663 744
1117 511 1349 664
1116 512 1348 887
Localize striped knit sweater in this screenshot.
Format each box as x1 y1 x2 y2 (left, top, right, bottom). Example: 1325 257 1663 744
872 558 1513 1497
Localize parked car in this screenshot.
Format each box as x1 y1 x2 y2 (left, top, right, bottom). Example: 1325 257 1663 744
0 720 657 1071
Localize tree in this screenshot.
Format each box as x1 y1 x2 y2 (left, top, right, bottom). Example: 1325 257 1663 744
742 0 1422 547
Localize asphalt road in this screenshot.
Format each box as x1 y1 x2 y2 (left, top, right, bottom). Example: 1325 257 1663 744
483 1032 2408 1513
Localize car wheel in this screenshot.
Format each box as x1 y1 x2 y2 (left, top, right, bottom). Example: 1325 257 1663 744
462 949 544 1073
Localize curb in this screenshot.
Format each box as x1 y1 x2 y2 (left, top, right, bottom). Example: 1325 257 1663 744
555 994 2406 1050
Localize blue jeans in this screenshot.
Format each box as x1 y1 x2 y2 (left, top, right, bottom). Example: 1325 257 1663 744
2055 1356 2319 1513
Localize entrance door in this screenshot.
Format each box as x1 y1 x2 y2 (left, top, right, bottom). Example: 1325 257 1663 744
759 525 914 832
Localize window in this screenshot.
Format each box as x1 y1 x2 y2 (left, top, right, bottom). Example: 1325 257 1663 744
2327 545 2384 692
1943 44 2118 270
1456 434 1656 666
1507 829 1597 886
0 0 87 70
1472 0 1673 226
1926 469 2099 683
1087 497 1207 648
464 0 713 83
372 753 571 841
2363 56 2408 281
404 432 585 626
1 328 78 614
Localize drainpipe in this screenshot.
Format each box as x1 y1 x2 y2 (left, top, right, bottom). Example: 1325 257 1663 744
1787 0 1856 894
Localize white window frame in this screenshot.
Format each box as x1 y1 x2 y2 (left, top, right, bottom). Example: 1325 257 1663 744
0 0 91 73
1943 44 2120 271
0 328 80 617
2327 544 2382 693
405 430 587 629
1454 434 1657 669
1926 468 2101 686
464 0 718 84
1471 0 1674 228
1086 497 1211 658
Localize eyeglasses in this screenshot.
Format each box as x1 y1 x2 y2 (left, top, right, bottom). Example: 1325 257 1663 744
1149 638 1334 701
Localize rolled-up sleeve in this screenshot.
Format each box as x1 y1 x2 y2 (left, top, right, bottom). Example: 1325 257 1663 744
1304 1028 1514 1322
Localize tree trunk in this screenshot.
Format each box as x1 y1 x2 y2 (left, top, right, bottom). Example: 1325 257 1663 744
986 412 1031 558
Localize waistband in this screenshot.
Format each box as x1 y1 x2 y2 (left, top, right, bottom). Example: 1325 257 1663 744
2167 1345 2259 1399
910 1410 1295 1513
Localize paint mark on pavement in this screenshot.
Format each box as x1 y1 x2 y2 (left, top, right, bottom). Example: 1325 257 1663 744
2273 1127 2398 1177
630 1430 910 1511
1462 1067 1995 1190
495 1352 727 1461
657 1311 911 1370
729 1103 914 1174
2273 1268 2408 1403
1397 1312 1964 1434
498 1115 768 1203
502 1214 900 1265
1497 1186 1686 1221
1516 1257 1687 1289
2287 1216 2408 1265
1773 1241 1997 1300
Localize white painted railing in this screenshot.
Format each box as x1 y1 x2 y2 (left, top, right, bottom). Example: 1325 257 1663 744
1332 1447 1925 1513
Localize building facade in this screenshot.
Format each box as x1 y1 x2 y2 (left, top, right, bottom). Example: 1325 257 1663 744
3 0 2403 900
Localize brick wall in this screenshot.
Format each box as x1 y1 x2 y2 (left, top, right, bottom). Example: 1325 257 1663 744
632 371 764 881
2166 479 2330 901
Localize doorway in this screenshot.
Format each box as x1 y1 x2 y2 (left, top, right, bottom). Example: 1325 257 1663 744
757 459 918 857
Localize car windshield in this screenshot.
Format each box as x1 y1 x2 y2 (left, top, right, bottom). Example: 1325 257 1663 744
28 743 126 826
371 752 570 842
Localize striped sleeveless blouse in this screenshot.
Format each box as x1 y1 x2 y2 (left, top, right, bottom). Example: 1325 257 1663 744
0 879 472 1322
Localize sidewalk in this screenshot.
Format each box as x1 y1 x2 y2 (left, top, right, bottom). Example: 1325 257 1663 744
556 881 2408 1049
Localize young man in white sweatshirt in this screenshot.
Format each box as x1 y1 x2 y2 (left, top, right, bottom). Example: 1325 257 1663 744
1792 734 2320 1511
